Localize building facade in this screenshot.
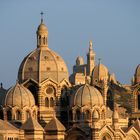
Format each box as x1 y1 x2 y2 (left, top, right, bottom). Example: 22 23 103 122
0 18 140 140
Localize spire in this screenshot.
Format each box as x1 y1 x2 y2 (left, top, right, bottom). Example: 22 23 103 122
87 39 95 76
89 39 93 51
84 67 88 84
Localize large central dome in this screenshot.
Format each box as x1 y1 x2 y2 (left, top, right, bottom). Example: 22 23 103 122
18 20 69 83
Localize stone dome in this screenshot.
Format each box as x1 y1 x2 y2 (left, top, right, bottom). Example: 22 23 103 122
76 56 84 66
18 21 69 84
134 64 140 83
92 63 109 82
2 83 35 108
18 48 69 83
71 84 104 107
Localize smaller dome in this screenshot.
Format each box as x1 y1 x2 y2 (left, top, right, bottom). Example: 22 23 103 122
71 84 104 107
3 83 35 108
76 56 84 66
134 64 140 83
92 63 108 82
37 21 48 35
37 22 48 31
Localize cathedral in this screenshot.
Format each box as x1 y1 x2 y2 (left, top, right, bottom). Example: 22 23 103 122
0 17 140 140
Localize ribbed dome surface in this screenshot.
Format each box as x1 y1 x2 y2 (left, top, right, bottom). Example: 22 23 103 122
92 63 108 81
37 22 48 34
38 23 48 31
2 83 35 108
18 48 69 83
71 84 103 107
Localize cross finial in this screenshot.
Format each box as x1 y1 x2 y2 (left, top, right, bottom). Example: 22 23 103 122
40 11 44 23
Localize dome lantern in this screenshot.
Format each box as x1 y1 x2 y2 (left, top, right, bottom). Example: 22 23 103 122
36 12 48 49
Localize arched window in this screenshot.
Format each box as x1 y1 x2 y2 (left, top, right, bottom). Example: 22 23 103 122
32 110 36 119
16 110 21 120
39 35 41 45
28 85 38 105
43 37 46 44
76 110 80 120
26 111 30 120
69 110 73 120
46 37 48 44
50 97 54 107
7 110 12 120
0 109 4 119
45 97 49 107
85 110 90 120
138 94 140 110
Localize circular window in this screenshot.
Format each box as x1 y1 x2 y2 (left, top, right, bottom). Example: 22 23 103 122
46 86 54 94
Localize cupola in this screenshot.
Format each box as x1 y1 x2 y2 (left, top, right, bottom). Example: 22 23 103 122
36 12 48 49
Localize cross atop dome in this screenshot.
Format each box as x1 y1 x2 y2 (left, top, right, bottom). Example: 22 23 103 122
40 11 44 23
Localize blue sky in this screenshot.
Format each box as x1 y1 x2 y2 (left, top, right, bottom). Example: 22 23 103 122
0 0 140 88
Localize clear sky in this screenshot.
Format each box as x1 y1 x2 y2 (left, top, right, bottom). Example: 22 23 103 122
0 0 140 88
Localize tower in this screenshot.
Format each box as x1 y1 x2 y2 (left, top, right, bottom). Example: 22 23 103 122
87 40 95 76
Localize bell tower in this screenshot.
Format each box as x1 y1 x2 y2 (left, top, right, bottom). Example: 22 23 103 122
87 40 95 76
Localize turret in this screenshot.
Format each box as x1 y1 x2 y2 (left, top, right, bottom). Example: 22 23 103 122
36 12 48 49
87 40 95 76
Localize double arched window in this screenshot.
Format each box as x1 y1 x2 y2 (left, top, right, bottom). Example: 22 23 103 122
45 97 55 107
